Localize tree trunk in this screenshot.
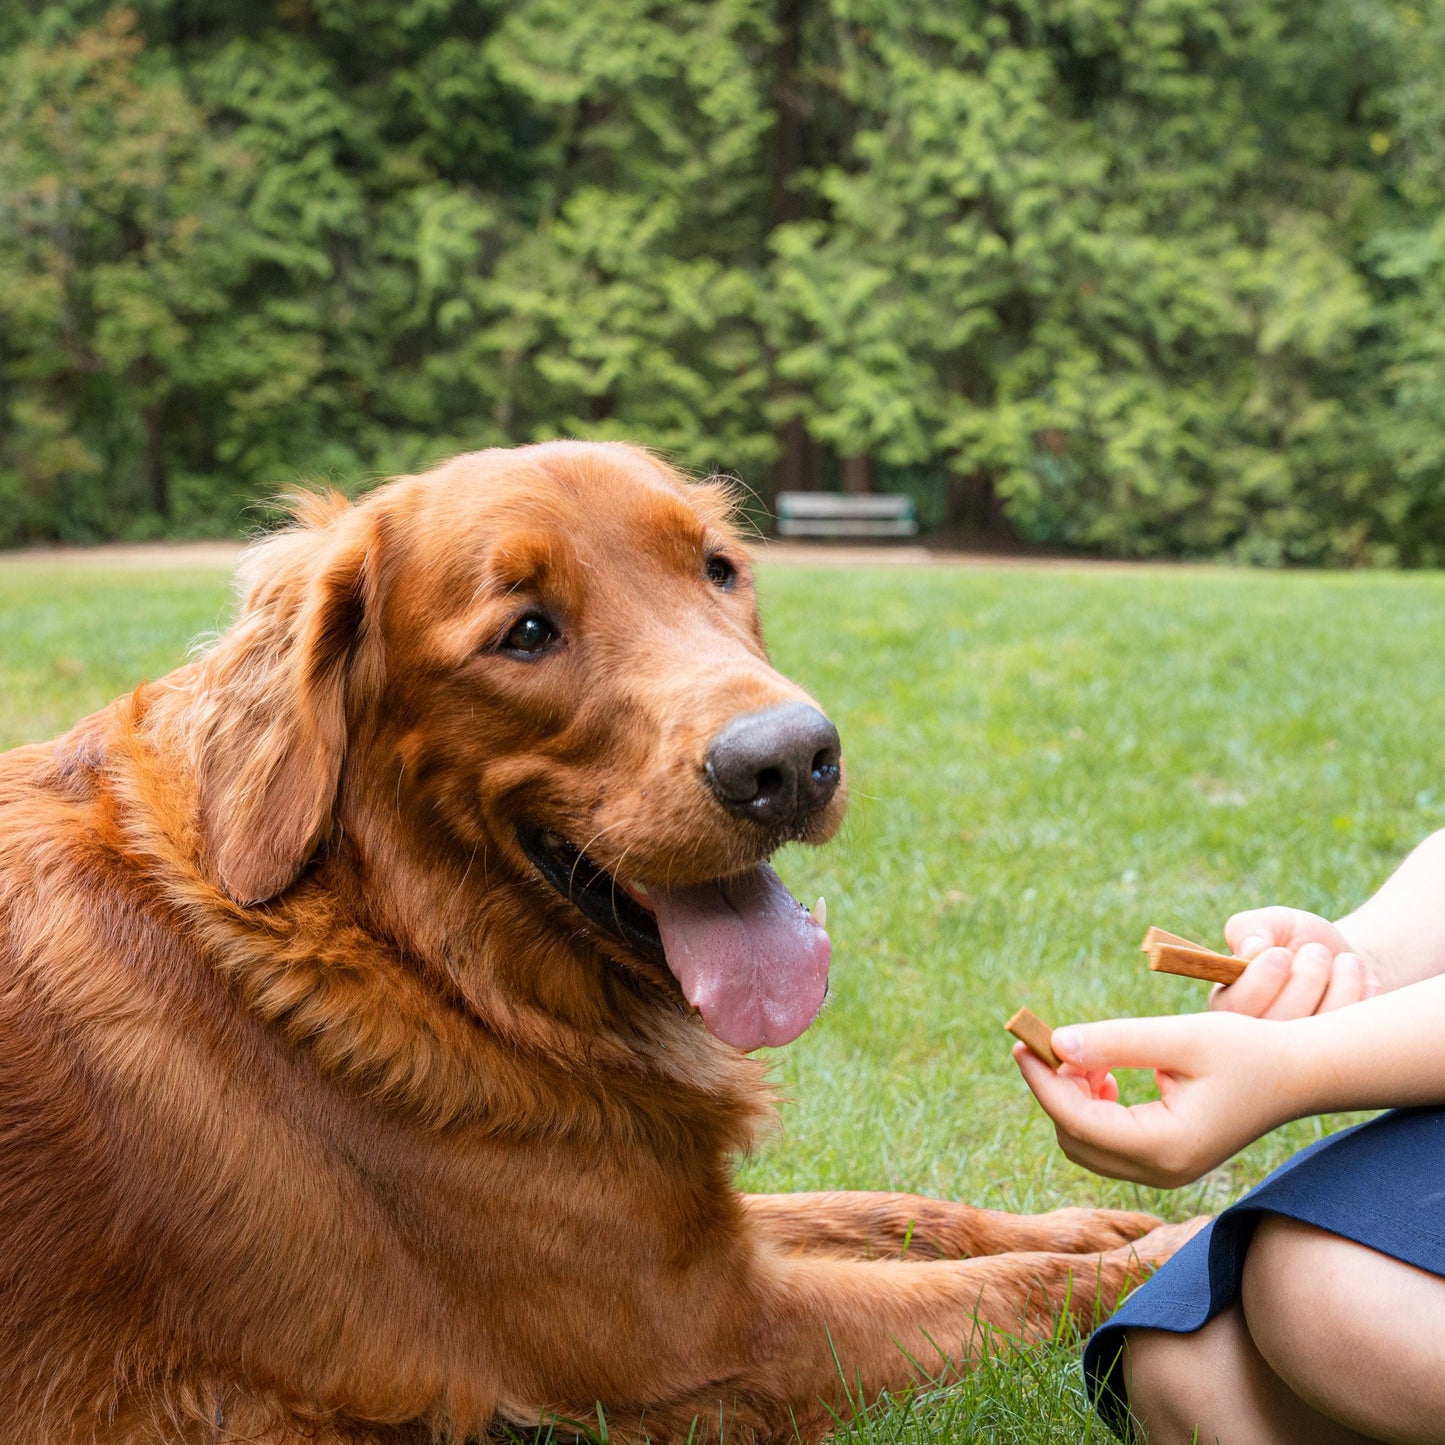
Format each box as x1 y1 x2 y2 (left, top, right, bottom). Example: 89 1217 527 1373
769 0 807 229
945 468 1003 532
841 455 872 495
776 417 826 493
768 0 811 501
143 403 169 520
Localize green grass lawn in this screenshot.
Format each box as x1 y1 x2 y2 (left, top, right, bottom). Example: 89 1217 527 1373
4 555 1445 1442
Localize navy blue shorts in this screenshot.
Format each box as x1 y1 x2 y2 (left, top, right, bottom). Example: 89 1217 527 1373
1083 1108 1445 1434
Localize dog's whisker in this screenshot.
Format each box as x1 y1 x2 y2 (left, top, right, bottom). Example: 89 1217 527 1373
606 841 642 932
449 843 483 910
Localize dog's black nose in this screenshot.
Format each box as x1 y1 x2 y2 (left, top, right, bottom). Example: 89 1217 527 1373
705 702 842 830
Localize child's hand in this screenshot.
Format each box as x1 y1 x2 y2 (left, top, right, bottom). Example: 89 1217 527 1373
1012 1011 1298 1188
1211 906 1378 1019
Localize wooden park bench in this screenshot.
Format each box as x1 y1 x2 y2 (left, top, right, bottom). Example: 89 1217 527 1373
774 491 918 539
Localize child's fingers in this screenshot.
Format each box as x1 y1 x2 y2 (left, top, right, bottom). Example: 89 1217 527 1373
1013 1042 1090 1104
1208 946 1291 1016
1016 1041 1093 1114
1223 906 1298 958
1262 941 1332 1019
1017 1049 1182 1181
1057 1059 1120 1101
1318 952 1372 1012
1013 1043 1100 1104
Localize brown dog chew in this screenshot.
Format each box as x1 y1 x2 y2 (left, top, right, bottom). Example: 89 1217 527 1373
0 441 1199 1443
1141 926 1199 951
1006 1007 1062 1068
1142 926 1247 985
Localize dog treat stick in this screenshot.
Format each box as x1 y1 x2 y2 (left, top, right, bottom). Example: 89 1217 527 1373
1141 926 1246 986
1006 1007 1061 1068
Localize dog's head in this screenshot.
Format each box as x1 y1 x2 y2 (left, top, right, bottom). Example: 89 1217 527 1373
197 442 846 1051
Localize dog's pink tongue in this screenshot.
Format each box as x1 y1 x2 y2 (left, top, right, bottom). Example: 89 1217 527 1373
647 864 830 1051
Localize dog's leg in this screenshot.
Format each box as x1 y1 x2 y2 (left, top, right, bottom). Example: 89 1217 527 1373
87 1384 433 1445
557 1217 1203 1444
742 1190 1162 1260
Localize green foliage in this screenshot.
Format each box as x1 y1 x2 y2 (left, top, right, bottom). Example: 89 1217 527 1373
766 0 1402 561
0 12 251 540
454 0 780 473
1355 2 1445 565
0 1 1442 559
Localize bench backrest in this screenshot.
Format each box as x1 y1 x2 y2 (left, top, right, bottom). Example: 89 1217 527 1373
774 491 919 538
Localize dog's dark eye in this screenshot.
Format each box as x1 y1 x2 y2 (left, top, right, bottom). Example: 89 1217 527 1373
704 555 736 590
500 613 559 656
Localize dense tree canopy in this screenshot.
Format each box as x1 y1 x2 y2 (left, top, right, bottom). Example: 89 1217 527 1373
1 0 1441 561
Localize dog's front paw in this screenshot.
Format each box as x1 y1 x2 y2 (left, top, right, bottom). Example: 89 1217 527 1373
1035 1205 1165 1254
1105 1214 1211 1275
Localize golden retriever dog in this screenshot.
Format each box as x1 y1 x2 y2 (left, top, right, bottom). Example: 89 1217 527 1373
0 442 1193 1443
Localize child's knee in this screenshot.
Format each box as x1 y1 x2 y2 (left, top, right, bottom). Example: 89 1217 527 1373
1241 1214 1375 1404
1242 1212 1445 1437
1120 1304 1275 1445
1119 1324 1218 1444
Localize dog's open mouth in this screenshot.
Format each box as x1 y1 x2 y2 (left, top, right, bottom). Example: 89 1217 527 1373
519 826 831 1052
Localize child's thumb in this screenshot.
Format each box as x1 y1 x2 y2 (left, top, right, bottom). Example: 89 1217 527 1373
1051 1015 1193 1071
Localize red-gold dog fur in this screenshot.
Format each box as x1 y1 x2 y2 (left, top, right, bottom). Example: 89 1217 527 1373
0 442 1192 1443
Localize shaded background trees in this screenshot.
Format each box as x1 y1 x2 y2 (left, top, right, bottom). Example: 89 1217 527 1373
1 0 1441 561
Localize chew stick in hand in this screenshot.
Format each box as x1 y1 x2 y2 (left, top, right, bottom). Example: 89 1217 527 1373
1006 1007 1061 1068
1141 926 1245 985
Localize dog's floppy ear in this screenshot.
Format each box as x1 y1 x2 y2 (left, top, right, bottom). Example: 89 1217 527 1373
198 498 385 906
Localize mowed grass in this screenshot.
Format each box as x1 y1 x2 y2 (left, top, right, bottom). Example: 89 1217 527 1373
4 554 1445 1442
0 565 238 750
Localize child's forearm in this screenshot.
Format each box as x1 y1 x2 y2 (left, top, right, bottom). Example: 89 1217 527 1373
1336 828 1445 989
1281 968 1445 1116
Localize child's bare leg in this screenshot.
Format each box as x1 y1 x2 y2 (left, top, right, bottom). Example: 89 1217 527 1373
1122 1309 1373 1445
1123 1215 1445 1445
1241 1216 1445 1444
